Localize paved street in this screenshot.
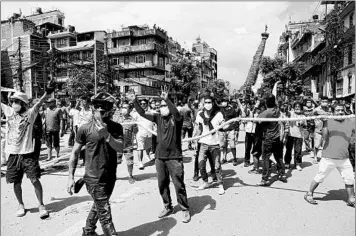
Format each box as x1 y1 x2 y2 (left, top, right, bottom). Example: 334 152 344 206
1 132 354 236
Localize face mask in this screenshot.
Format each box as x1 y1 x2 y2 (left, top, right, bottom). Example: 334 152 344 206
221 102 227 107
151 104 156 109
160 107 170 116
204 103 212 111
122 108 128 115
12 103 22 113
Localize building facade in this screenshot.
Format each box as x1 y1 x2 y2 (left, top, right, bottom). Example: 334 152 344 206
106 25 169 98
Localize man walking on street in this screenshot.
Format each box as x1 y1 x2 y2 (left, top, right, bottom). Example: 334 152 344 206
304 103 355 207
44 98 64 162
258 94 288 186
1 83 55 219
67 92 124 236
180 98 194 150
129 87 191 223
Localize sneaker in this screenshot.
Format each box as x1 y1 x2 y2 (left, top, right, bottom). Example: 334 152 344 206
16 204 26 217
258 180 270 187
128 176 136 184
221 159 227 164
248 168 261 174
38 205 49 219
138 162 144 170
193 175 199 182
232 159 238 166
158 207 173 218
218 185 225 195
279 175 288 183
244 162 250 167
82 228 98 236
296 165 302 171
197 182 210 190
182 210 191 223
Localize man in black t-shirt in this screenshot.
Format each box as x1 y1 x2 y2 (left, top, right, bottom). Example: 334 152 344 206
129 86 191 223
67 92 123 236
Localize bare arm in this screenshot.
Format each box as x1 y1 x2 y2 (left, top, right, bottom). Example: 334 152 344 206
68 142 83 180
132 98 157 122
166 97 182 121
33 92 51 113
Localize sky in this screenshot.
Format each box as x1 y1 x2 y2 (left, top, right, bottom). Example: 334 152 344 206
1 1 327 90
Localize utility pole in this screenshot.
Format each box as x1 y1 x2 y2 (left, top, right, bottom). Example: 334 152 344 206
17 37 24 92
94 39 97 95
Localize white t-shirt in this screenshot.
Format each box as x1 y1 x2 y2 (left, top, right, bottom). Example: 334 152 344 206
1 103 38 154
195 110 224 146
131 110 154 137
69 108 80 127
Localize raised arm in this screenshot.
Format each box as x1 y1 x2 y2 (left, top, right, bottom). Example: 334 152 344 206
132 98 157 122
33 80 56 113
166 97 182 121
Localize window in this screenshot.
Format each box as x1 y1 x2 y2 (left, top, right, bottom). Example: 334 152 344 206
350 12 354 27
159 57 164 67
348 45 353 65
70 52 79 61
112 58 119 65
124 86 129 93
82 51 92 60
58 18 63 26
124 56 129 65
137 39 146 45
57 38 67 47
348 73 353 94
113 39 117 48
336 79 343 96
135 55 145 63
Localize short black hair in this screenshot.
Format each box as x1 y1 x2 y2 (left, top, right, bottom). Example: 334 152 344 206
293 101 303 109
265 93 276 108
320 96 328 101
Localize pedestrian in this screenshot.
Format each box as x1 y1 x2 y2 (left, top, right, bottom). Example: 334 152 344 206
258 93 288 186
219 98 239 166
304 103 355 207
180 98 194 150
131 98 154 169
303 98 315 153
44 98 64 162
195 93 227 195
58 99 68 135
284 102 306 171
1 83 55 219
244 100 257 168
129 86 191 223
68 101 79 147
67 92 124 236
114 101 138 184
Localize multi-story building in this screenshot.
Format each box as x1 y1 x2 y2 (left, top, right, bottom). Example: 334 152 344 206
337 1 355 98
1 8 65 98
192 36 218 88
165 37 182 80
106 24 169 98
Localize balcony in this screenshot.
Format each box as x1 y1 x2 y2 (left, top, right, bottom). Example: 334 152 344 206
113 61 165 70
109 43 167 55
133 29 167 40
47 29 76 39
110 30 132 38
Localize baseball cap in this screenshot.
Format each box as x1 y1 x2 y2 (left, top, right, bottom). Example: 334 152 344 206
10 92 29 104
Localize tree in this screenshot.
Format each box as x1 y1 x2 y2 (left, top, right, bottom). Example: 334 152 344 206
257 56 306 99
170 57 200 101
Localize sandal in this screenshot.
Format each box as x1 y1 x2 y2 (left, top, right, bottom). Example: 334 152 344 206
304 192 317 205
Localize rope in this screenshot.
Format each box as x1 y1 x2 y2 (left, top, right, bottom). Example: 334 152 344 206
121 114 355 142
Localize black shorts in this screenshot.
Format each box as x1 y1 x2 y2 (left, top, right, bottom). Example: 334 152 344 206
46 131 60 148
6 153 41 183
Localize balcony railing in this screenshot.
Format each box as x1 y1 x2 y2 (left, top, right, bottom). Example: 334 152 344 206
109 43 167 55
114 61 165 70
133 29 167 39
111 30 132 38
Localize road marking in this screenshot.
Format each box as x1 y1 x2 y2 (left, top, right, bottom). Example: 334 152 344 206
56 186 141 236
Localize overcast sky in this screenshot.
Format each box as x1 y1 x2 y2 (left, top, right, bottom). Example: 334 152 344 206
1 1 327 90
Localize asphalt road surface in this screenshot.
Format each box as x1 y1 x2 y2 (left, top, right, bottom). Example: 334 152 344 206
1 132 355 236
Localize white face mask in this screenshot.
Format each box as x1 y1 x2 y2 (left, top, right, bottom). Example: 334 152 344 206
160 107 170 116
204 103 212 111
221 102 227 107
122 108 128 115
12 103 22 113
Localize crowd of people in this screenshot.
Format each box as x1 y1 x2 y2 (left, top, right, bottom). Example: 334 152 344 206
1 84 355 236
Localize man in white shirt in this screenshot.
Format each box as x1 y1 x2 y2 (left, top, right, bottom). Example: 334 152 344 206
1 84 55 219
195 94 228 195
131 99 154 169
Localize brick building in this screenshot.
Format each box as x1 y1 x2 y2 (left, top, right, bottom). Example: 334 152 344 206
106 25 169 98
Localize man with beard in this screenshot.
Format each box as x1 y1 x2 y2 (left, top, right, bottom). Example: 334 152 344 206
1 82 56 219
67 92 124 236
219 98 239 166
129 86 191 223
304 103 355 207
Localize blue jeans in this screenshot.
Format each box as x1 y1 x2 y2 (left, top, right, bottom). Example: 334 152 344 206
84 182 117 236
198 144 223 184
